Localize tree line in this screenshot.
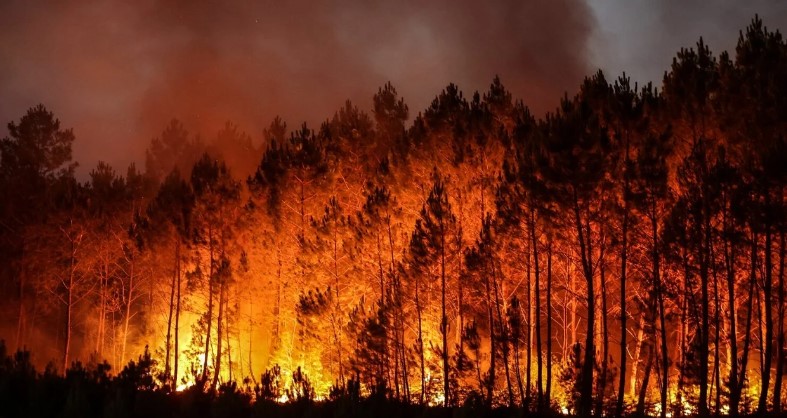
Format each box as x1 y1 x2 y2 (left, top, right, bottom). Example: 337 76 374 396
0 16 786 417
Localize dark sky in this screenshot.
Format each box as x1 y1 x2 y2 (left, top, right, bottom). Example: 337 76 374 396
588 1 787 85
1 1 786 176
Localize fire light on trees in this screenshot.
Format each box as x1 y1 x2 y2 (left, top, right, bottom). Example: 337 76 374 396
0 16 786 418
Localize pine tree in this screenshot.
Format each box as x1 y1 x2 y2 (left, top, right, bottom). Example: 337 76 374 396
540 72 612 417
408 171 461 405
189 153 241 387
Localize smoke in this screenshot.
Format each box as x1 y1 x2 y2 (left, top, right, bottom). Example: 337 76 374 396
588 0 787 86
0 0 595 175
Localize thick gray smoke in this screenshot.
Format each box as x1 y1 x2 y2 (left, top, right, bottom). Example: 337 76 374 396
589 0 787 85
0 0 595 174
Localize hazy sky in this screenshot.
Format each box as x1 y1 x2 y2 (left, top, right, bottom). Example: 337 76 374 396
1 1 786 176
588 1 787 84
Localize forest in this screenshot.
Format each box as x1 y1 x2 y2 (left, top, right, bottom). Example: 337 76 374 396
0 17 786 418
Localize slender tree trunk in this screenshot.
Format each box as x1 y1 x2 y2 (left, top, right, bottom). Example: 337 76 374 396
332 211 345 385
725 202 740 416
493 261 515 407
712 253 721 415
573 199 595 417
376 230 392 390
635 345 653 416
399 279 410 400
774 230 785 412
440 222 450 405
415 273 425 404
698 209 711 417
759 225 774 413
617 134 630 418
95 262 105 355
226 302 233 383
658 291 668 418
571 257 578 349
532 209 544 407
526 242 532 401
385 213 408 399
514 323 526 407
165 243 177 383
63 236 76 373
268 250 281 365
121 251 134 365
492 261 514 407
174 240 181 388
630 312 645 399
484 259 496 408
760 272 767 375
213 279 225 388
100 260 109 355
473 329 483 396
546 241 553 408
652 214 667 418
202 227 214 382
676 247 691 414
737 236 757 412
247 291 255 385
598 258 609 417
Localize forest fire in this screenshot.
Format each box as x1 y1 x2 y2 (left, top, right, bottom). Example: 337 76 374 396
1 14 787 418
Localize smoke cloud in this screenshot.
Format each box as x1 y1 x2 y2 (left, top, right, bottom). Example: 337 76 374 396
588 0 787 86
0 0 595 174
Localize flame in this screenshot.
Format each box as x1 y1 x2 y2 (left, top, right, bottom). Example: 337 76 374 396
430 392 445 407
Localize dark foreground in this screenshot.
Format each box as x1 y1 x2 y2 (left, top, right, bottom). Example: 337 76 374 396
0 343 782 418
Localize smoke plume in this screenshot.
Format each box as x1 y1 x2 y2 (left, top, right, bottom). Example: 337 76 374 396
0 0 595 174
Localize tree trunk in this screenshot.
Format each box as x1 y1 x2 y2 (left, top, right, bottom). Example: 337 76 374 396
202 226 214 382
712 252 721 415
415 273 425 404
247 290 255 385
635 345 653 416
95 260 105 356
725 202 740 416
484 258 496 408
774 230 785 412
514 321 526 407
598 258 609 417
546 241 553 408
526 242 532 401
332 212 344 386
571 257 578 350
62 235 76 373
493 262 515 407
121 250 134 366
440 221 450 405
759 225 774 413
165 242 177 384
731 231 758 416
630 312 646 399
226 302 232 382
574 200 595 417
532 209 543 408
617 134 630 418
653 214 667 418
213 279 225 388
657 281 668 418
698 209 711 417
174 240 181 388
676 247 691 414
